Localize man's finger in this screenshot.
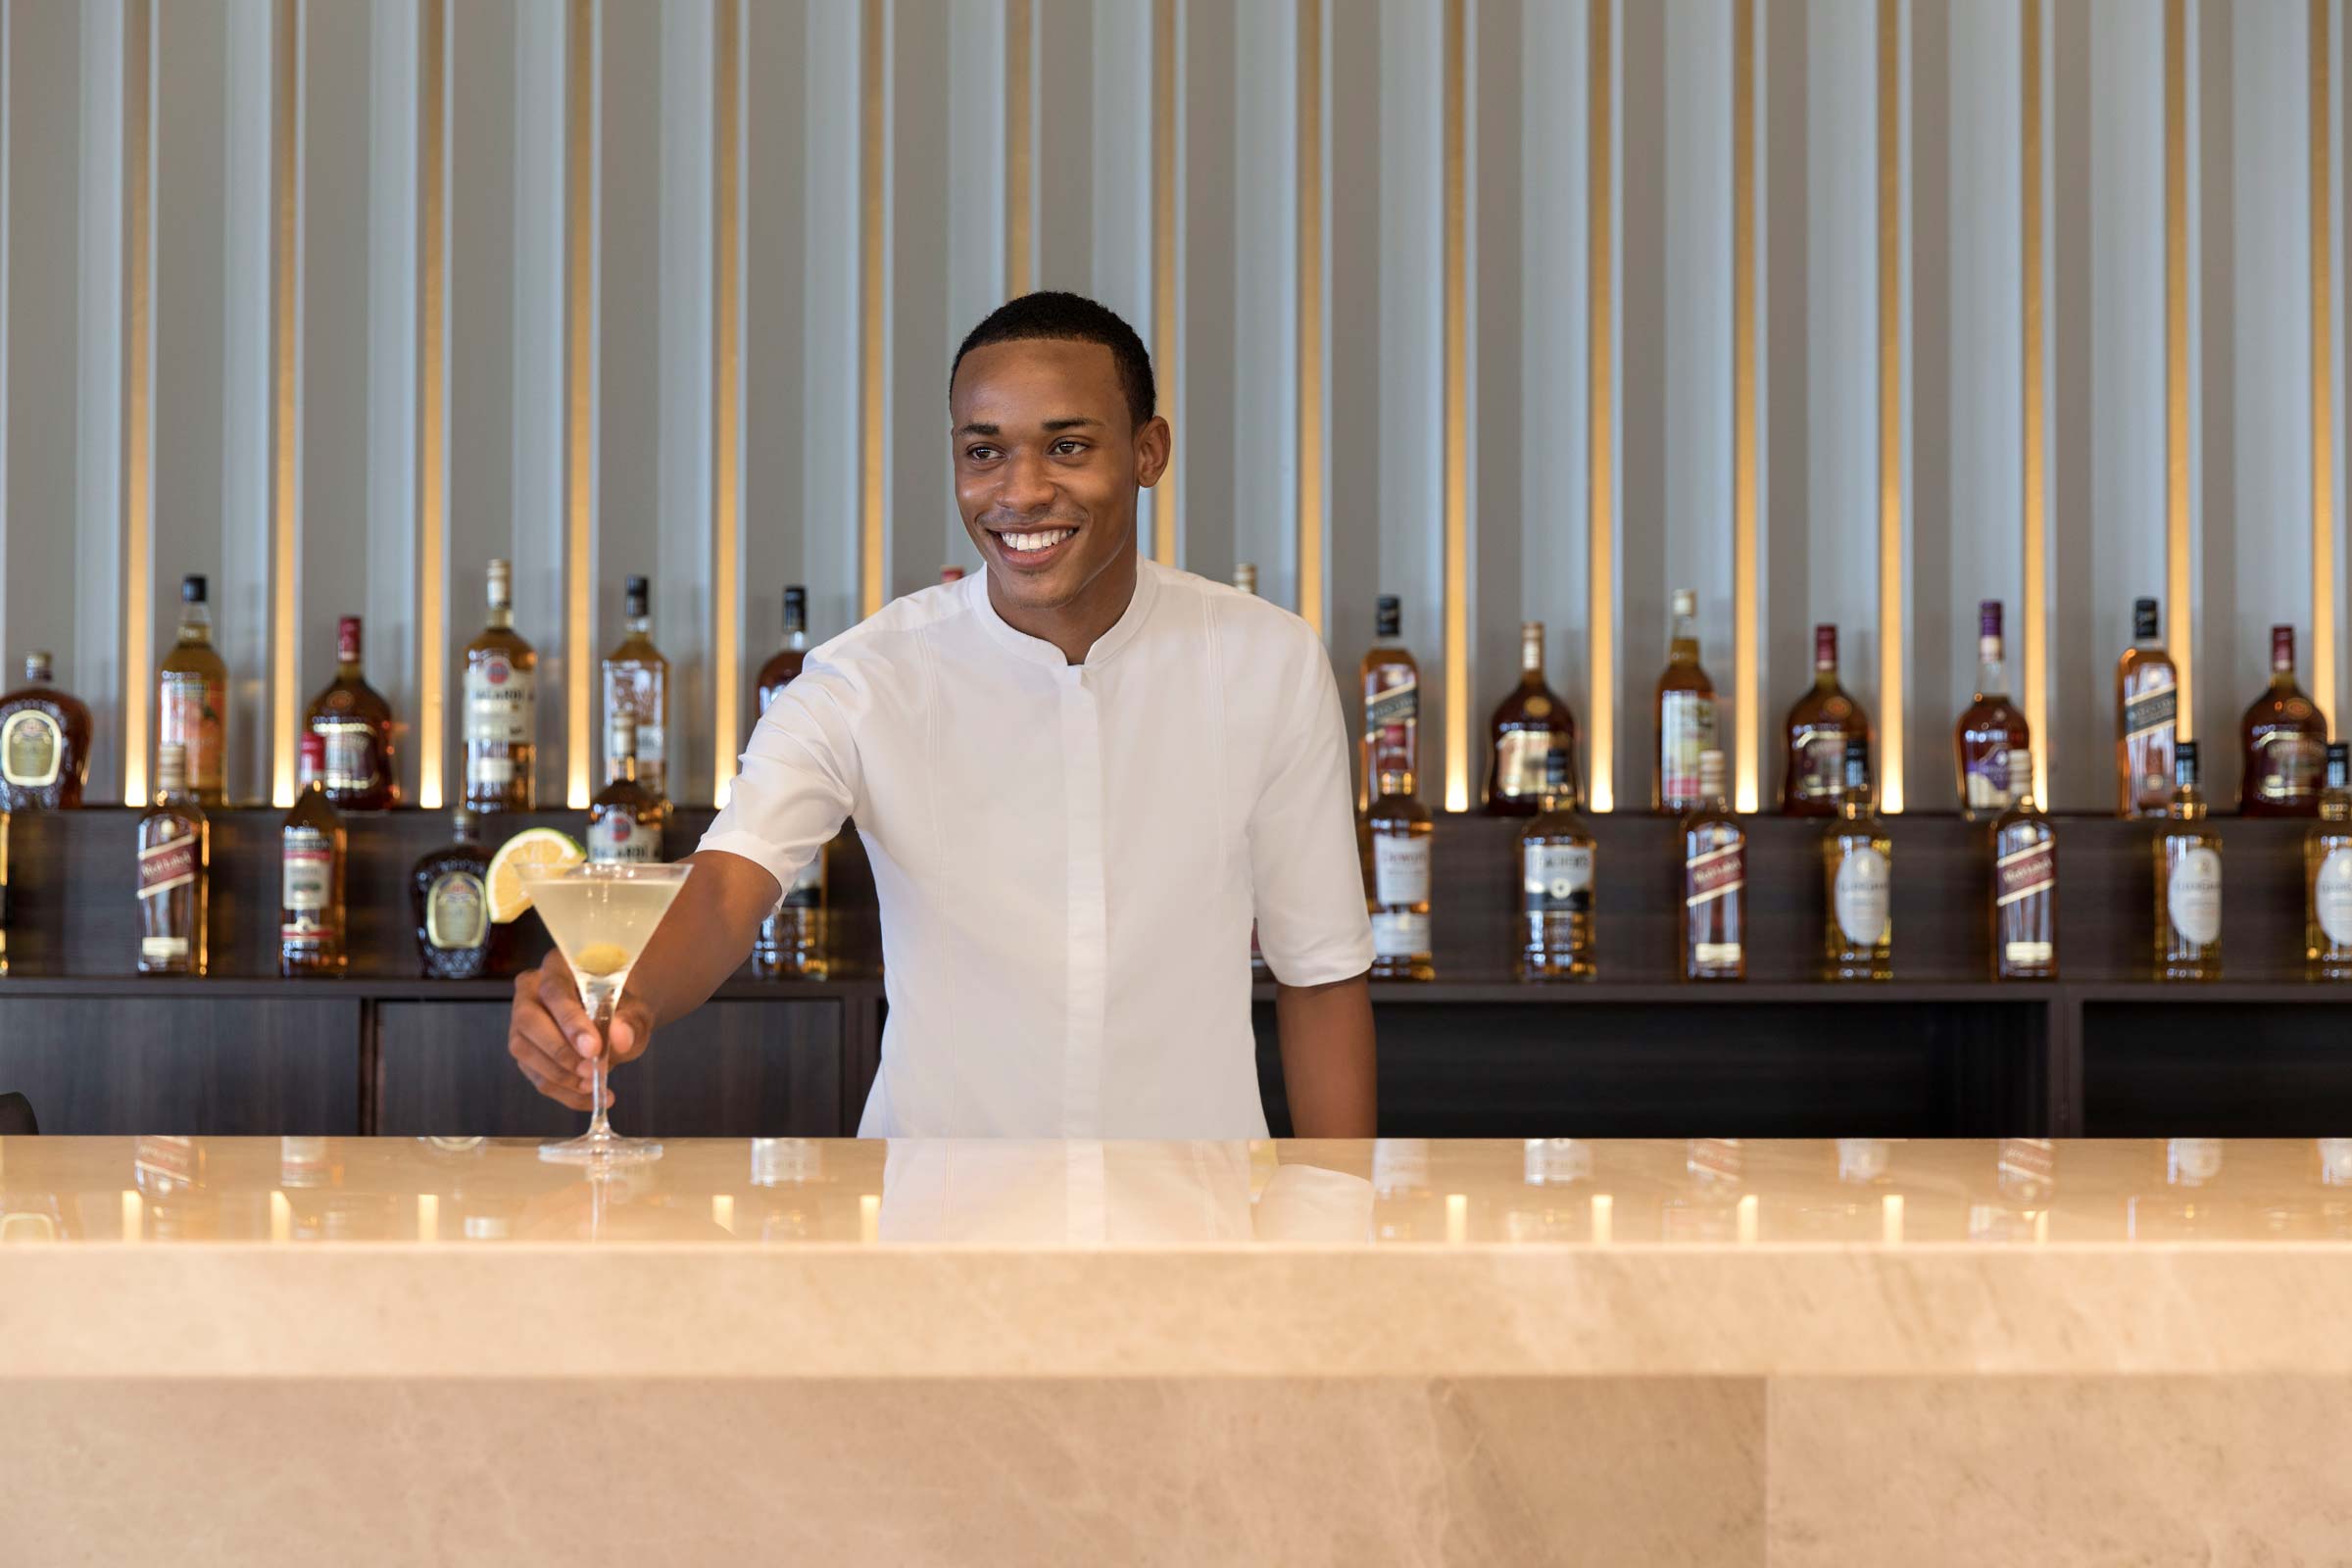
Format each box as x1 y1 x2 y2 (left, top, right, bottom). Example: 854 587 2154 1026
511 1010 589 1093
515 1057 591 1111
535 963 602 1059
607 1001 656 1065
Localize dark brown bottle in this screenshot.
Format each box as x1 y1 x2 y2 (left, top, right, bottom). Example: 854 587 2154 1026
588 710 664 863
305 616 399 810
1518 748 1595 981
1780 624 1870 816
1989 750 2057 980
279 733 349 977
1483 620 1579 816
136 744 208 975
1358 596 1419 813
2239 624 2328 817
1680 750 1745 980
413 809 500 980
2116 597 2179 817
755 585 811 724
1955 600 2032 822
1361 757 1433 981
0 651 93 810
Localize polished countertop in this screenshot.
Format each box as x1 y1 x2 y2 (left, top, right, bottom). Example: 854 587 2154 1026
7 1136 2352 1379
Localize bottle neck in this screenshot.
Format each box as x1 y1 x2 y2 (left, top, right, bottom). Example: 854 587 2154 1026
1375 766 1414 801
627 611 652 639
783 629 808 653
1520 634 1544 678
612 755 639 786
1978 638 2008 698
486 603 513 631
176 605 213 644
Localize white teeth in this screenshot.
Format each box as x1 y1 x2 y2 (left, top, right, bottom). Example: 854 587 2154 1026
1003 529 1073 554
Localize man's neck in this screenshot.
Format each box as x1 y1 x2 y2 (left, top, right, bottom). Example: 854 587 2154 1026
988 553 1142 665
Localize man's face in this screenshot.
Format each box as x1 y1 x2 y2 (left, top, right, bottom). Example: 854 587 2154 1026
950 338 1169 619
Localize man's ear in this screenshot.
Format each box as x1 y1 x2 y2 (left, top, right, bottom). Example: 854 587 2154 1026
1135 416 1173 489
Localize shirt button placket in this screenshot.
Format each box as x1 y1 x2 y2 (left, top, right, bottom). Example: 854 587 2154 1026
1058 667 1107 1136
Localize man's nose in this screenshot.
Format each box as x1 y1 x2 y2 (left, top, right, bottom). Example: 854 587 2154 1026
995 450 1056 513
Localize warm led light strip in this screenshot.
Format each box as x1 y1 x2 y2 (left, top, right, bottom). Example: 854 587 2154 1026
1875 0 1904 813
1296 0 1323 638
121 0 155 806
712 0 743 806
2021 0 2048 805
1732 0 1759 812
1005 0 1033 298
2164 0 2192 741
1586 0 1614 813
1151 0 1178 567
416 0 448 809
270 0 301 809
859 0 886 619
564 0 596 808
2311 0 2337 732
1442 0 1469 812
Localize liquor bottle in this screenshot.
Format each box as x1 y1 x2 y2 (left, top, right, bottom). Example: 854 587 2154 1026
1653 588 1719 814
1359 596 1418 812
602 575 670 806
1234 564 1258 596
279 733 349 977
588 710 664 864
462 559 537 812
2306 742 2352 979
1361 755 1433 981
1821 737 1891 980
1518 748 1595 981
1681 749 1744 981
1780 624 1869 816
2239 624 2328 817
2155 741 2222 980
158 574 229 806
755 585 810 722
753 847 828 980
940 565 966 584
0 652 93 810
1955 600 2031 822
2116 597 2179 817
305 616 399 810
1989 749 2057 980
135 744 208 975
1484 620 1579 816
413 808 497 980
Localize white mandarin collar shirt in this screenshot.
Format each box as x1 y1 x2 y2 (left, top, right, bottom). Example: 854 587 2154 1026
699 560 1373 1139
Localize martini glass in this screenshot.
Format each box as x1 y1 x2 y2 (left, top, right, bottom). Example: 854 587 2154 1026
518 861 694 1166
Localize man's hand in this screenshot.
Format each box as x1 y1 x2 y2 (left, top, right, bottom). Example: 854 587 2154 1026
507 949 657 1111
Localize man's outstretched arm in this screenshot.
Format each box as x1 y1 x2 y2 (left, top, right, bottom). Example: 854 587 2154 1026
1274 970 1376 1138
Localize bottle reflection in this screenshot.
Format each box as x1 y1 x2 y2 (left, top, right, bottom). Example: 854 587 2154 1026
1505 1139 1593 1243
1970 1137 2057 1245
2127 1137 2229 1241
1664 1138 1747 1243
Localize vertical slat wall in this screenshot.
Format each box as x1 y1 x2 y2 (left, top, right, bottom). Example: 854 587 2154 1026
0 0 2344 814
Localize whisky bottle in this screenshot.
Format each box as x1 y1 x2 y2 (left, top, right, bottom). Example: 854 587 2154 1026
2116 597 2179 817
2306 742 2352 979
1233 564 1258 596
305 616 399 810
1362 757 1433 981
1484 620 1579 816
462 559 537 812
279 733 349 977
158 574 230 805
753 847 829 980
1653 588 1719 815
1955 600 2031 822
1359 596 1418 812
1681 749 1745 981
0 652 93 810
588 710 664 864
2239 624 2328 817
135 744 209 975
1989 749 2057 980
1780 624 1869 816
2155 741 2222 980
1821 737 1891 980
602 575 670 806
754 585 810 723
413 809 498 980
1518 748 1595 981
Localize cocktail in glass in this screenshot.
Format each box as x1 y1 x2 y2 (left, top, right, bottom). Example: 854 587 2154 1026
517 861 693 1165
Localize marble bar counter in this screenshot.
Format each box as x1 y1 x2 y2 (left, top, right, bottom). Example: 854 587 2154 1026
6 1136 2352 1565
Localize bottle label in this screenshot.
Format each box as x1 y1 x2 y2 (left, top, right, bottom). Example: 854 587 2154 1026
319 721 378 795
2123 680 2177 742
0 710 63 788
2316 848 2352 948
1998 1137 2055 1194
1658 692 1718 802
1686 837 1744 907
1370 910 1430 958
1994 836 2056 906
159 671 225 793
1833 845 1891 946
1372 835 1431 906
2166 846 2223 946
1522 843 1593 913
426 869 489 951
2253 733 2326 804
591 807 662 864
604 667 668 796
281 828 335 941
138 828 199 898
1494 731 1567 801
1365 669 1417 730
140 936 188 962
1964 746 2018 811
1790 725 1845 804
1694 942 1742 966
781 853 825 909
2004 941 2054 966
465 658 535 745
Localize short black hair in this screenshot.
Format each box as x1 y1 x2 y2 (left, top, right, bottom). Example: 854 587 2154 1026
950 290 1156 428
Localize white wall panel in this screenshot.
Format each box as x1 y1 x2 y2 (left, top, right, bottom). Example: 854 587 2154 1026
74 0 128 801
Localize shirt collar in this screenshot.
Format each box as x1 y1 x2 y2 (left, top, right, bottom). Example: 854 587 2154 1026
969 557 1161 671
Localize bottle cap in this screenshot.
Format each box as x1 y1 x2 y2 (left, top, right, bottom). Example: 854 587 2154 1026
783 585 808 632
2175 740 2200 785
452 808 476 836
1814 624 1838 666
299 731 326 769
625 576 651 616
1671 588 1696 619
2273 625 2297 668
2328 742 2350 791
1375 595 1401 637
1234 564 1258 596
337 616 363 663
181 574 208 604
24 650 51 683
486 559 513 608
1841 736 1870 787
155 744 187 792
2133 598 2160 638
1980 601 2003 639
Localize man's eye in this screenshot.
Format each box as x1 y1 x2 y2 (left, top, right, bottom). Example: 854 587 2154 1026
1052 440 1088 457
966 445 999 462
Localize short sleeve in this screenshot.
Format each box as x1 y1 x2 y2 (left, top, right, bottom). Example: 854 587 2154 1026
1247 643 1375 986
696 658 863 911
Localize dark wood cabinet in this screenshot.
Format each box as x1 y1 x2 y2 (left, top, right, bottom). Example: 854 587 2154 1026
0 994 361 1134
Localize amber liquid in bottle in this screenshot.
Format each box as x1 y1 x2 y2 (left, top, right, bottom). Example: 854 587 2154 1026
136 744 209 975
0 651 94 811
1653 588 1719 815
1955 600 2031 823
1518 748 1595 981
306 616 400 810
755 585 810 724
752 586 828 980
1358 596 1419 813
463 559 538 812
1781 624 1870 817
279 733 349 977
1681 750 1745 981
414 809 500 980
2305 742 2352 979
603 575 671 807
2155 741 2222 981
2239 624 2328 817
1822 738 1892 981
1484 621 1579 816
1362 758 1434 981
589 710 665 864
2116 597 2179 818
158 574 230 806
1990 749 2057 980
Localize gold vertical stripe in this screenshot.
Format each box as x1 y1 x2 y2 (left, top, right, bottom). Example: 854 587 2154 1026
1297 0 1323 638
2165 0 2192 741
712 0 743 805
1732 0 1758 811
1875 0 1903 812
1005 0 1032 296
1587 0 1614 813
1443 0 1469 811
860 0 886 618
121 0 154 805
270 0 300 808
2021 0 2048 804
1152 0 1178 566
564 0 595 808
2313 0 2337 730
416 0 448 809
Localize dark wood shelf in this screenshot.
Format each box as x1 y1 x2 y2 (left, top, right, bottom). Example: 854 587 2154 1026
0 972 885 1003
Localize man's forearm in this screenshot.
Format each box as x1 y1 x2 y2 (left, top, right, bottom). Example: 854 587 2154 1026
612 850 778 1031
1273 972 1376 1138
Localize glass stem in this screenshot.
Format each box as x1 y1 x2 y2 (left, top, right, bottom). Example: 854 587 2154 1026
582 978 617 1139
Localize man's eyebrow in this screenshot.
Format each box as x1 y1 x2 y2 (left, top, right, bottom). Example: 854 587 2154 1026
1043 416 1103 431
955 421 1001 437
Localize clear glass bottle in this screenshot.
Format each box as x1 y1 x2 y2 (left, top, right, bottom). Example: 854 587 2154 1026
1362 755 1433 982
1681 750 1745 981
135 744 208 975
279 732 349 977
753 847 829 981
2305 741 2352 979
1821 737 1892 980
158 574 230 806
1358 596 1418 813
1989 749 2057 980
2239 624 2328 817
305 616 399 810
463 559 538 812
2155 741 2222 981
2116 597 2178 818
413 809 498 980
602 575 670 807
1483 620 1580 816
1653 588 1719 814
0 651 93 811
1780 624 1869 817
1518 748 1595 981
588 710 664 864
1955 600 2031 822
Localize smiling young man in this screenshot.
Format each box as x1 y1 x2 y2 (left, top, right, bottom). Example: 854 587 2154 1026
505 291 1377 1138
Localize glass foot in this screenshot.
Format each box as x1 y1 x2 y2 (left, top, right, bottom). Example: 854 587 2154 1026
540 1128 663 1166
